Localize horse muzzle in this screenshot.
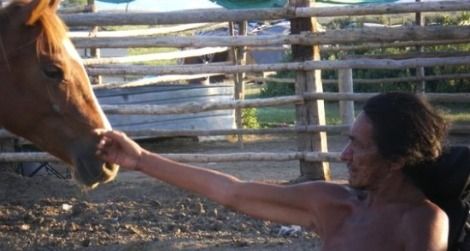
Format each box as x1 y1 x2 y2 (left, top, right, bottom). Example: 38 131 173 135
72 153 119 188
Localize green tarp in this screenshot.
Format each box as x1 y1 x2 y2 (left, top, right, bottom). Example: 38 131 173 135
210 0 399 9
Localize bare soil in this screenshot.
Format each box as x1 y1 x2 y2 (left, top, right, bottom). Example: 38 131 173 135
5 133 465 251
0 135 349 251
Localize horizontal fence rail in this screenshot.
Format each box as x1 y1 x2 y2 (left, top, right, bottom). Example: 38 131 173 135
96 92 470 116
68 23 218 38
61 1 470 26
82 47 229 65
72 25 470 48
247 73 470 85
87 56 470 76
0 151 342 163
2 124 469 141
303 92 470 102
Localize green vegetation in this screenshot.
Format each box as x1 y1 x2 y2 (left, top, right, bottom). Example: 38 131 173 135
254 103 342 127
255 107 294 127
242 108 261 128
247 12 470 128
245 84 343 128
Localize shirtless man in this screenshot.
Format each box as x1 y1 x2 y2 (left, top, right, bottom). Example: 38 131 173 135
96 92 449 251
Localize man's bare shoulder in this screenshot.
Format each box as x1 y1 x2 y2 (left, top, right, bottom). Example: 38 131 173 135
403 200 448 227
400 200 449 250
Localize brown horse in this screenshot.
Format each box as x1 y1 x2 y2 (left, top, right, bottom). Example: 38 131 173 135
0 0 119 187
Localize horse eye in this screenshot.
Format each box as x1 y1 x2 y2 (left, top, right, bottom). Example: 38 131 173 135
42 64 64 80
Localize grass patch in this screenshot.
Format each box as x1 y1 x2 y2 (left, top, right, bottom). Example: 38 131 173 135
256 107 295 127
246 84 343 127
255 102 342 127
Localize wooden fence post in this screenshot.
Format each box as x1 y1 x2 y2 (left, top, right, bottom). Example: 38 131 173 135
290 0 330 181
87 0 102 85
415 0 426 93
230 21 248 148
338 68 355 125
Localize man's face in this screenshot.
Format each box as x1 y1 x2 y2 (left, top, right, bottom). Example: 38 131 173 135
340 113 390 189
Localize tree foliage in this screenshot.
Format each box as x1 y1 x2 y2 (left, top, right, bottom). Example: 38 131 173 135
261 12 470 97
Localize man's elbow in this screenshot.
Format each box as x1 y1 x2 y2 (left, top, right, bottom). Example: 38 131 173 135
209 178 244 208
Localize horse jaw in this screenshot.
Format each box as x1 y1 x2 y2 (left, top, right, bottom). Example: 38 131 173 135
63 38 119 187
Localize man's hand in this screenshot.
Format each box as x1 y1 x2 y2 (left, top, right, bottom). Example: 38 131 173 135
95 129 145 171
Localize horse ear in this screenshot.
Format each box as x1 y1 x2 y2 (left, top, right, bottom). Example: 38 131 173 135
24 0 56 26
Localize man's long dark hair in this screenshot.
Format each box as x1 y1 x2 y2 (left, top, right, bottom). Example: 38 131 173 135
362 92 448 166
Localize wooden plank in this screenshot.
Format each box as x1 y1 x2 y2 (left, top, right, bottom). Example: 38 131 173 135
87 56 470 75
61 1 470 26
83 47 229 65
291 0 330 181
0 151 342 163
72 25 470 48
2 123 469 141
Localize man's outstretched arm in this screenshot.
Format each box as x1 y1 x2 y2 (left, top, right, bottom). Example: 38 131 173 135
95 130 343 231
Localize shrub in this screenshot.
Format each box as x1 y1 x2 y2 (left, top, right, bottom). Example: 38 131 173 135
242 108 260 129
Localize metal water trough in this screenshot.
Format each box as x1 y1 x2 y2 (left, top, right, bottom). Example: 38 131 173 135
95 84 236 135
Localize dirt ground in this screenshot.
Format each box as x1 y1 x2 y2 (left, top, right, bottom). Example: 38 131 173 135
0 134 349 251
0 134 466 251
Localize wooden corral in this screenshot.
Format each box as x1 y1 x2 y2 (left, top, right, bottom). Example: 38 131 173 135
1 0 470 181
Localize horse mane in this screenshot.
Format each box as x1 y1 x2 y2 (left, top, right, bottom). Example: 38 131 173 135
34 3 68 56
3 0 69 56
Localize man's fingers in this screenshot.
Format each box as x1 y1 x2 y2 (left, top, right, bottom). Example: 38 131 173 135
99 130 129 146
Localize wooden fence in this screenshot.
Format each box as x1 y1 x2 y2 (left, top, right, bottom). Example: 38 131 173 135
1 0 470 181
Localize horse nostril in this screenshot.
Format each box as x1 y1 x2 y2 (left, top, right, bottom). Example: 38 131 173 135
102 162 119 183
104 162 113 171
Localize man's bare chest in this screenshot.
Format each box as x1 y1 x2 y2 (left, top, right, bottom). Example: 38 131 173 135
321 210 403 251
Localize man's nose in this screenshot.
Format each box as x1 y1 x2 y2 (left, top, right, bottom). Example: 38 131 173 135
340 144 352 162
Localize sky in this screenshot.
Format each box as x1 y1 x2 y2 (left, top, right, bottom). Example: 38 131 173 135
95 0 446 12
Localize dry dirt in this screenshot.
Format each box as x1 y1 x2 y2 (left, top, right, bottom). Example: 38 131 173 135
0 134 352 251
9 132 468 250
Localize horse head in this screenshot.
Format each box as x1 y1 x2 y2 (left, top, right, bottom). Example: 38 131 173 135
0 0 119 187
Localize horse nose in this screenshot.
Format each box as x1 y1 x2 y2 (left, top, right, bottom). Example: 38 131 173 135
101 162 119 183
73 155 119 188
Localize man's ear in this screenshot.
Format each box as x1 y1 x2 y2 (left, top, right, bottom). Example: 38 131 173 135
22 0 58 26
